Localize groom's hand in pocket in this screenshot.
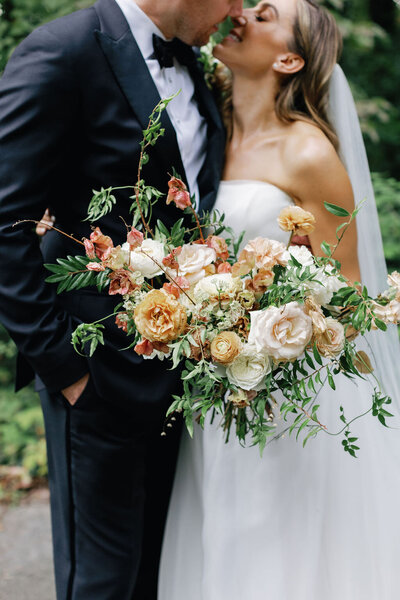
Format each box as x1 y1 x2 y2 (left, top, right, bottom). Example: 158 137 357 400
62 373 90 406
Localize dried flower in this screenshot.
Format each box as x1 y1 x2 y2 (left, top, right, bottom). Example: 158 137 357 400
166 176 192 210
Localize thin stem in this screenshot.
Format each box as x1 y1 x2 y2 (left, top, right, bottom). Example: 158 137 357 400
14 220 85 246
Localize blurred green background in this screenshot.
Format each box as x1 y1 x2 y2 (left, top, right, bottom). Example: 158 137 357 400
0 0 399 490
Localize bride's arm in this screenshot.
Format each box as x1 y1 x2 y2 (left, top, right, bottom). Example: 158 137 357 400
286 134 361 284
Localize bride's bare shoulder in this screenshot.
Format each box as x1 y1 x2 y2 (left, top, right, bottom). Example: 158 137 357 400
283 120 342 176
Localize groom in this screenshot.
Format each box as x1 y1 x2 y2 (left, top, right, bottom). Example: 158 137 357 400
0 0 243 598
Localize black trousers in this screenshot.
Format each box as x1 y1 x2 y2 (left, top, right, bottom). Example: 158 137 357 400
40 377 181 600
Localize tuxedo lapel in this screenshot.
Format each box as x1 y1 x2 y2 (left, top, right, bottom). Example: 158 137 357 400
188 61 226 213
93 0 187 184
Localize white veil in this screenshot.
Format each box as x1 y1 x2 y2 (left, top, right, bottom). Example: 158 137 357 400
328 65 400 406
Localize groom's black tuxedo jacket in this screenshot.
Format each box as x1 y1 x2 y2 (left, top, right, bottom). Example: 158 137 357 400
0 0 225 415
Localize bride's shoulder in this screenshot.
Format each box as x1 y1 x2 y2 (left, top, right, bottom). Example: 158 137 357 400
282 121 342 177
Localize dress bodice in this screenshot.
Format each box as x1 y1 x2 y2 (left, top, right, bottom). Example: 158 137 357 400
214 180 294 247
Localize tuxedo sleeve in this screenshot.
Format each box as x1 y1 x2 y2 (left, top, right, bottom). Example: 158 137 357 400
0 26 88 392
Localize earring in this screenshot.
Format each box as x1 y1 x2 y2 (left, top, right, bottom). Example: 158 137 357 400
273 62 278 69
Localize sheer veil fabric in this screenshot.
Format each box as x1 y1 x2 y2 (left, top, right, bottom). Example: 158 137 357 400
158 67 400 600
329 65 400 406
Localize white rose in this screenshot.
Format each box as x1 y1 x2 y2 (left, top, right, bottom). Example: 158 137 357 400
226 344 271 391
248 302 313 362
193 273 242 303
174 244 217 285
287 245 315 267
122 239 165 278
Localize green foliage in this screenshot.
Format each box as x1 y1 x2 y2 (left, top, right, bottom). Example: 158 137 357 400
372 173 400 272
0 385 47 477
44 254 110 293
0 0 93 72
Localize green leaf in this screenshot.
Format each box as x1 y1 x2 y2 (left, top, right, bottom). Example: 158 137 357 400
324 202 350 217
320 242 332 257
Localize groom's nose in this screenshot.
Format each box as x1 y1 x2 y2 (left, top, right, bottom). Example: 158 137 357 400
228 0 245 19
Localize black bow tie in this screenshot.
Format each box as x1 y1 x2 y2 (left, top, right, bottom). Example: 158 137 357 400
151 34 196 69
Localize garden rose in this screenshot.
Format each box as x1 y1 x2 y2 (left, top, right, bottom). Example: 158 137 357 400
211 331 242 365
315 317 345 357
122 239 165 278
172 244 217 285
277 206 316 235
248 302 313 362
134 289 187 343
372 300 400 326
226 344 271 391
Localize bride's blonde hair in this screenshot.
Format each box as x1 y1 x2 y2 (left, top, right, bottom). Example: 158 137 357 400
214 0 342 149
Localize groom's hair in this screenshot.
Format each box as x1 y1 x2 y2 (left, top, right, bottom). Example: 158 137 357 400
276 0 342 149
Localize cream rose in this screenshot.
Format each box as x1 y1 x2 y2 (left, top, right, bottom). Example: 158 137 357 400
122 239 165 278
171 244 217 285
211 331 242 365
248 302 313 362
373 299 400 326
226 344 271 391
315 317 345 357
134 289 187 343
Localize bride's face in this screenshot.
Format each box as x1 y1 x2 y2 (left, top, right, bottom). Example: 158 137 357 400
214 0 299 75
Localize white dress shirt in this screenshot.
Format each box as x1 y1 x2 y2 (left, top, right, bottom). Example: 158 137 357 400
115 0 208 207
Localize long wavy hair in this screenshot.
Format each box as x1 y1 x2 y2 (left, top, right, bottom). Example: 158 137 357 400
214 0 342 149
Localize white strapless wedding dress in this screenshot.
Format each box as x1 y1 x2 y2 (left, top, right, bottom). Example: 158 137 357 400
158 181 400 600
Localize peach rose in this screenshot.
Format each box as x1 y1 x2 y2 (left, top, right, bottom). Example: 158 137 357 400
210 331 242 365
134 289 187 343
233 237 288 278
315 317 345 357
277 206 316 235
248 302 313 362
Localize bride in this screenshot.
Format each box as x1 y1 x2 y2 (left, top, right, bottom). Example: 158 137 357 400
159 1 400 599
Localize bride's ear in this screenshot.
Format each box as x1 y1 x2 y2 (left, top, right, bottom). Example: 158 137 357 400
272 53 305 75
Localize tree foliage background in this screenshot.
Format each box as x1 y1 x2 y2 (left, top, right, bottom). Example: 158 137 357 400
0 0 399 482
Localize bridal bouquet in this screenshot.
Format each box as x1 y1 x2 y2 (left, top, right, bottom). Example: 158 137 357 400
37 96 399 456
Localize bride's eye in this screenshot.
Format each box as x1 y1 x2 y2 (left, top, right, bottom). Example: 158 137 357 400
255 15 265 22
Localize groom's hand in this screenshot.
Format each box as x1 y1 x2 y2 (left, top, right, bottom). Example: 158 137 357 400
62 373 90 406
